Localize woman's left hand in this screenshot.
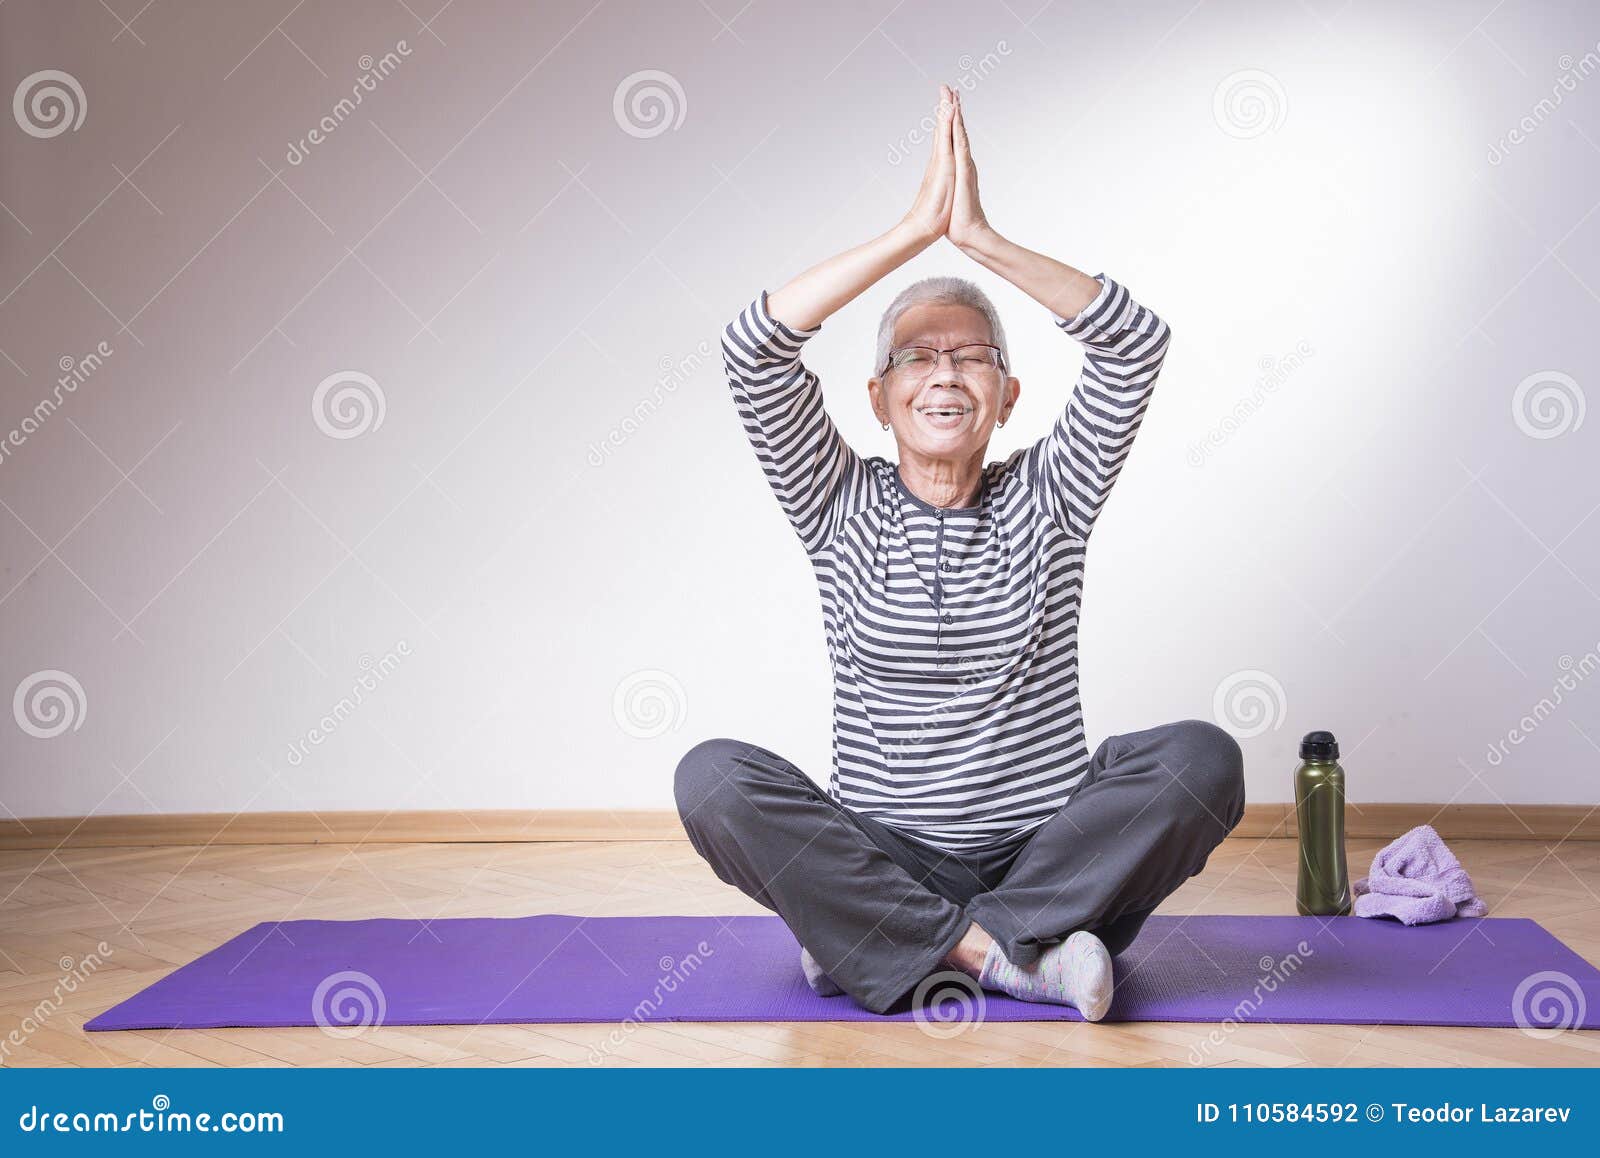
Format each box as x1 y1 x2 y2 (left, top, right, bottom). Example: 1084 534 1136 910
948 89 992 250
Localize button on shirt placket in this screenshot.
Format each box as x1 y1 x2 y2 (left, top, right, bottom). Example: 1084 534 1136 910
934 509 950 660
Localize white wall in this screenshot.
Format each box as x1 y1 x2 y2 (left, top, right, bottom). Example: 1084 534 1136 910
2 0 1597 820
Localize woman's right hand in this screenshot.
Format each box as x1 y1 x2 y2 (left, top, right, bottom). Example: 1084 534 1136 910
900 84 956 248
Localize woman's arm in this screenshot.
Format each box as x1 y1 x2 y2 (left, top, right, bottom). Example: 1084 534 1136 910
954 230 1103 323
721 290 873 557
1019 276 1172 540
765 84 958 333
945 88 1171 541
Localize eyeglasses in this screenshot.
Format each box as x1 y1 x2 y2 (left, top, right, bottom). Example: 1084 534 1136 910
882 343 1005 378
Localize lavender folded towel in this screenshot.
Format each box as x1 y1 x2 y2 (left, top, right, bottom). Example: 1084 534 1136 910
1352 823 1487 925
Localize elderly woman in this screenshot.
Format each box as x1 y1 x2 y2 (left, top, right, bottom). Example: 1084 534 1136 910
675 86 1245 1021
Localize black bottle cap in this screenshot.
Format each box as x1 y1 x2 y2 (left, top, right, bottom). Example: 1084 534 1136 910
1299 730 1339 760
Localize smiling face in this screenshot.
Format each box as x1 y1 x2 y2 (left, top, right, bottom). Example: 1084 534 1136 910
869 300 1020 464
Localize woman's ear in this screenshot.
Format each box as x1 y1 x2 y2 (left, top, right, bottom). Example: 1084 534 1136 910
1000 374 1021 424
867 376 887 426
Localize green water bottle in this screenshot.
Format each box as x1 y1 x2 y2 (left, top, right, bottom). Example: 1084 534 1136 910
1294 730 1351 916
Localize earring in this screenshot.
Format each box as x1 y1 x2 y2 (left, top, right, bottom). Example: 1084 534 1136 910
881 422 889 430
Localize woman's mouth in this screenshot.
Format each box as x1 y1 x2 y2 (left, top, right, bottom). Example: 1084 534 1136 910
914 404 974 430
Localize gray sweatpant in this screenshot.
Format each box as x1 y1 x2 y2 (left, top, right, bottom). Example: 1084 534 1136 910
673 719 1246 1013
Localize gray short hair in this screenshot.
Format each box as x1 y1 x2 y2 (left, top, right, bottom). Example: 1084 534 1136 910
874 276 1009 377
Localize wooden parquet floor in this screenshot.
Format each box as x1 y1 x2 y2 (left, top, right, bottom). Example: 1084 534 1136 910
3 836 1598 1068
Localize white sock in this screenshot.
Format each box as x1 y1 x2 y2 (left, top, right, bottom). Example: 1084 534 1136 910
800 946 844 996
977 930 1115 1021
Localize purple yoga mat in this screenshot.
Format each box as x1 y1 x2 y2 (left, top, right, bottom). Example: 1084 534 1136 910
85 914 1600 1031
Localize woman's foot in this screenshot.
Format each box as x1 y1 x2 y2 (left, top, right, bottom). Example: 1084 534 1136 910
977 930 1115 1021
799 946 844 996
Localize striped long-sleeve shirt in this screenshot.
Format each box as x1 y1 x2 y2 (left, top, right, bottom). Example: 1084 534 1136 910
721 273 1171 853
